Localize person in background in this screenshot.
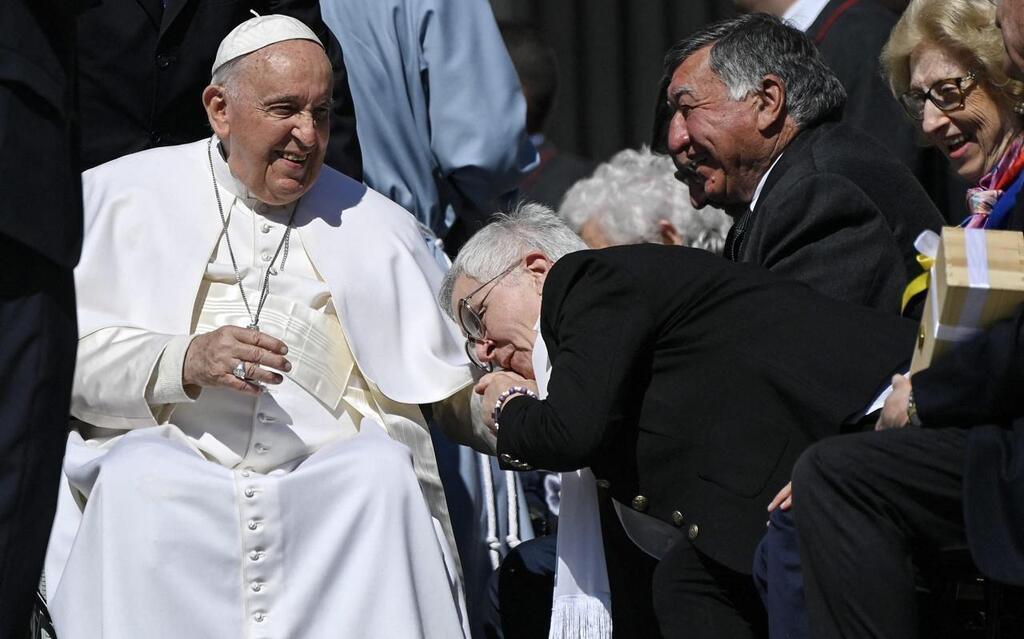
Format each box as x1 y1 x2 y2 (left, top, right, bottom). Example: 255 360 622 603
560 147 730 252
0 1 82 637
883 0 1024 232
75 0 362 178
791 0 1024 633
320 0 537 256
501 23 597 210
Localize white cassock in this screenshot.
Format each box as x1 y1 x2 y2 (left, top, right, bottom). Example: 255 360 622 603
43 138 494 638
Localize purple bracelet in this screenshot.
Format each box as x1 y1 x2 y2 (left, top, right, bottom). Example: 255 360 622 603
491 386 538 431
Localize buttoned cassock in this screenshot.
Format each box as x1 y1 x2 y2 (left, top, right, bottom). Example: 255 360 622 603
43 138 493 638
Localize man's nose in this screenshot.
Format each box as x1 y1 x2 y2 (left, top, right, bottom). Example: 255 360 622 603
474 340 494 365
292 112 318 147
666 111 690 155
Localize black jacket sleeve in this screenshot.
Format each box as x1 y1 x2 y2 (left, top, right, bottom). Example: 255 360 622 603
914 305 1024 427
496 254 655 471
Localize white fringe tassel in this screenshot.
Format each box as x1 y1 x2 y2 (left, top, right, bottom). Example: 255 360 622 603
548 595 613 639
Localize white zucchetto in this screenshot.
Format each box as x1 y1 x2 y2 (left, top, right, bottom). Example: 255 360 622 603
211 13 323 75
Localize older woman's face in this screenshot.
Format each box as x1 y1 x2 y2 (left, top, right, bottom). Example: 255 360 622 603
910 46 1018 182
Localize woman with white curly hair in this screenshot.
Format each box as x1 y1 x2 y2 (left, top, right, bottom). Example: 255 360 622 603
558 147 731 254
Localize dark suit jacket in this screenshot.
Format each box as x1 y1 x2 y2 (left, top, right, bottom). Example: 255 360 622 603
914 197 1024 586
728 120 944 319
0 0 83 268
497 245 917 573
75 0 361 178
808 0 969 223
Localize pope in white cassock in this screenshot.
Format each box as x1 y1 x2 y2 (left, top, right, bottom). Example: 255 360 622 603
41 15 494 639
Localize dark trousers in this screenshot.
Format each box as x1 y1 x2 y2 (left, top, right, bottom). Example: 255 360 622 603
753 508 808 639
792 427 968 639
0 236 76 639
653 540 768 639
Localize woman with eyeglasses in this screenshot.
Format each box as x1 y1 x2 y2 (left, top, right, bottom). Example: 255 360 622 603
883 0 1024 230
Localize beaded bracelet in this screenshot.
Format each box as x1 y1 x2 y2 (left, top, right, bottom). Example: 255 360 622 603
491 386 538 431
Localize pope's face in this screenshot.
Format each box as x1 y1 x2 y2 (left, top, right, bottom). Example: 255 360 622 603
209 40 332 205
450 270 542 379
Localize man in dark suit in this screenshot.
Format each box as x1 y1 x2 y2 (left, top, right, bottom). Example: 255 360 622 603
664 13 943 318
75 0 361 178
0 0 82 636
440 205 918 638
734 0 967 222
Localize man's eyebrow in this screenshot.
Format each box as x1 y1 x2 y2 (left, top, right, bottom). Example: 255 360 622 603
260 94 333 106
668 84 696 104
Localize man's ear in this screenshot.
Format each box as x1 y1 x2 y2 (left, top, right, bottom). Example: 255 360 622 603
522 251 553 293
203 85 231 139
657 219 684 246
754 74 787 133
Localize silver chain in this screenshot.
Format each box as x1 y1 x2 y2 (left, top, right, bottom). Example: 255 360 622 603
207 137 297 331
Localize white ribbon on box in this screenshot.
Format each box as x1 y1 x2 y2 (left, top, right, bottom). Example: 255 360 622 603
917 228 991 345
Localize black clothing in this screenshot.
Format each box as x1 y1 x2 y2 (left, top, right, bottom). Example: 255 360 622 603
0 3 82 636
807 0 968 222
726 121 943 319
496 245 917 634
75 0 362 178
794 427 969 639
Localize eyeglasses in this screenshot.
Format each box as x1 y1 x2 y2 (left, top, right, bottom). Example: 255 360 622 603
899 71 977 121
457 262 519 371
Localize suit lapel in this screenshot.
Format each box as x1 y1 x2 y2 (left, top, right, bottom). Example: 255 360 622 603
134 0 162 30
158 0 189 39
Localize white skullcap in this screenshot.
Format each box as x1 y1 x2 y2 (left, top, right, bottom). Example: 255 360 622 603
212 13 323 75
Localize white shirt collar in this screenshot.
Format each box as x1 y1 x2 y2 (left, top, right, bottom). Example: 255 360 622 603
781 0 831 32
748 151 785 213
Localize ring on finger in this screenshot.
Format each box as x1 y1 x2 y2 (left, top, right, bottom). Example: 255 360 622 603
233 362 247 380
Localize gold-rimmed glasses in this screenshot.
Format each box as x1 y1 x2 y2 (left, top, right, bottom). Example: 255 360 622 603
899 71 978 121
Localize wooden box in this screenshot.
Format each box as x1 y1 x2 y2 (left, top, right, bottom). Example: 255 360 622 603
910 227 1024 374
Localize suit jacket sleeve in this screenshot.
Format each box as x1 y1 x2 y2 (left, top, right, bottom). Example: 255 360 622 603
913 305 1024 427
419 0 536 213
496 254 654 471
754 171 898 310
272 0 362 180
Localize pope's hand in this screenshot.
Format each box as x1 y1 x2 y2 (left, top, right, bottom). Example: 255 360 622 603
183 326 291 396
876 374 911 431
474 371 537 433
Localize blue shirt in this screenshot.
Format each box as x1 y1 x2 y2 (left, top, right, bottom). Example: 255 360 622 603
321 0 538 236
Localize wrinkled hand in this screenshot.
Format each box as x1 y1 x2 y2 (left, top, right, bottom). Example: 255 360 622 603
876 374 911 431
768 481 792 513
183 326 291 396
474 371 537 433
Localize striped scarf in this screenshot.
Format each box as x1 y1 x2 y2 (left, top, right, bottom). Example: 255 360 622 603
964 133 1024 228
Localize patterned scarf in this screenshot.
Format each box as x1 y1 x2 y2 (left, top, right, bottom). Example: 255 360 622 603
964 133 1024 228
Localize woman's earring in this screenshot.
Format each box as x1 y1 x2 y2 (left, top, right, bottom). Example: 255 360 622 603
1015 100 1024 115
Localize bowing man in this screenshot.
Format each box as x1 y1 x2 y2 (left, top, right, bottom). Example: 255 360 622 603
43 14 491 639
440 204 918 639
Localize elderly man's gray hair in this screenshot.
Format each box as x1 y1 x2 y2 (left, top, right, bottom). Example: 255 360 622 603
559 147 730 253
438 202 587 319
664 12 846 127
